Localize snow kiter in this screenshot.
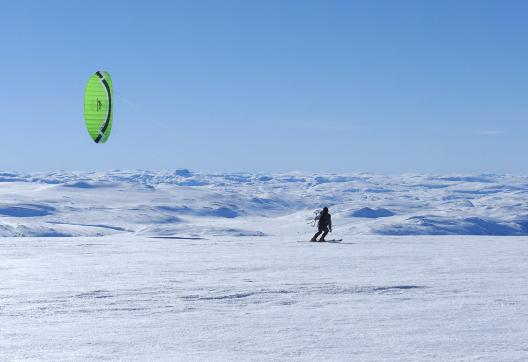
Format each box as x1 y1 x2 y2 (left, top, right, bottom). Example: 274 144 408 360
84 71 113 143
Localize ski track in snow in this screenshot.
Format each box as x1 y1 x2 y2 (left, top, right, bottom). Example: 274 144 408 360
1 235 527 360
1 170 528 237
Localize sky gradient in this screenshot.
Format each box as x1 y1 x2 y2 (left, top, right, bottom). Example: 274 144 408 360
1 0 527 173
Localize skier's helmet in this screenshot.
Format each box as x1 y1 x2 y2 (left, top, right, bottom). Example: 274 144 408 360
323 207 329 213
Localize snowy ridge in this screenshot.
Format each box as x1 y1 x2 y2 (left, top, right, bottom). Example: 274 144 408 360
1 170 527 237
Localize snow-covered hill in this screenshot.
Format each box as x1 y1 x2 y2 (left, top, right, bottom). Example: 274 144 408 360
1 170 527 237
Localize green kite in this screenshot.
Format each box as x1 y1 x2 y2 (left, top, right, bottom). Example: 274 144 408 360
84 71 113 143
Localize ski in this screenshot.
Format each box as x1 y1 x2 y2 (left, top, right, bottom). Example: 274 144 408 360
296 239 343 243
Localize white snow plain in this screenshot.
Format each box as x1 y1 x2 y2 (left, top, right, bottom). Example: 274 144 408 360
2 235 528 360
1 170 528 360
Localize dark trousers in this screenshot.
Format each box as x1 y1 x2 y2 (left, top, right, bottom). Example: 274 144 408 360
312 226 329 241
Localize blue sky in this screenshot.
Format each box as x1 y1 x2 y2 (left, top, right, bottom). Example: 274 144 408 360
1 0 527 173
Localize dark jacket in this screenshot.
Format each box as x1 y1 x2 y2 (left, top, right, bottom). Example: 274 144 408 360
318 211 332 229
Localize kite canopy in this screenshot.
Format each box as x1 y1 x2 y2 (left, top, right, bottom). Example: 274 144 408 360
84 71 113 143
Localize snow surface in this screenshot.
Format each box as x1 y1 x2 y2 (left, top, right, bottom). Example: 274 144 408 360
1 235 528 360
1 170 528 237
2 170 528 360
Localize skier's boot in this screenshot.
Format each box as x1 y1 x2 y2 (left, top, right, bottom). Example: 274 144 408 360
310 237 317 242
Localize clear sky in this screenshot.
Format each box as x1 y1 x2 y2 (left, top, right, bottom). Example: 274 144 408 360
1 0 527 173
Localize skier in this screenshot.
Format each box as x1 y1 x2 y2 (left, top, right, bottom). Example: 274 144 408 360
311 207 332 242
